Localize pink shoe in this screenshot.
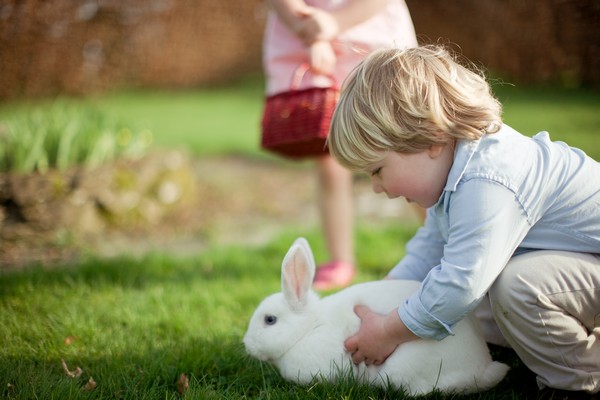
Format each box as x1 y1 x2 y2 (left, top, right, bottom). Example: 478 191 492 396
313 261 355 291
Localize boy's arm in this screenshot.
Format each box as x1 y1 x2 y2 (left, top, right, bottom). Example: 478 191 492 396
387 208 445 281
400 180 531 340
349 180 530 364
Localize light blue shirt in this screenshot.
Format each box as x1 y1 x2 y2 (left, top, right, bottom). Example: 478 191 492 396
388 124 600 340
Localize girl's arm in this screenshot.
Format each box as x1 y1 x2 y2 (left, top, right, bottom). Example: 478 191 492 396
269 0 392 45
267 0 313 37
309 40 336 75
298 0 392 43
328 0 392 34
267 0 338 74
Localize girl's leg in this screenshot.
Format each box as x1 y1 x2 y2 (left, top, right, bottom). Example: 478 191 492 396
313 155 355 290
489 250 600 393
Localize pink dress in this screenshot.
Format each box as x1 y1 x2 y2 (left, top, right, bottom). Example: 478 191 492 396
263 0 418 96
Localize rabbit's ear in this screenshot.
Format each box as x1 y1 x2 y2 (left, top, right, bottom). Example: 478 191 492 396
291 237 316 272
281 237 315 310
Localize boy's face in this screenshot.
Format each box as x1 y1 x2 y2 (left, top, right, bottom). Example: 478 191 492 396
366 144 454 208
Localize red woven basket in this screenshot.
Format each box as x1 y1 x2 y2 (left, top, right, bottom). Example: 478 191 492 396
261 64 339 159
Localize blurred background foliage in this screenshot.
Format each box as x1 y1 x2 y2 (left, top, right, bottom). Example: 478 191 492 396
0 0 598 102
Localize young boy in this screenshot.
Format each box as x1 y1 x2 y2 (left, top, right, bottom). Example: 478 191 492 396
328 45 600 395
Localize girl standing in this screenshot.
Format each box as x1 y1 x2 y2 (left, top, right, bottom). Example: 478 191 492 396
262 0 418 290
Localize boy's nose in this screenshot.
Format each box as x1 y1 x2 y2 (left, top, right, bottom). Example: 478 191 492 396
371 179 384 194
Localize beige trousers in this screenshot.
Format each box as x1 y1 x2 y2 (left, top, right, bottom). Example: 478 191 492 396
476 250 600 394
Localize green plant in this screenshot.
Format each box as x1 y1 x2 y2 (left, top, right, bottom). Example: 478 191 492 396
0 101 152 173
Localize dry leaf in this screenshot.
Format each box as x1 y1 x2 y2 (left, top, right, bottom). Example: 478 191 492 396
64 336 77 346
84 377 97 391
177 372 189 395
61 358 83 378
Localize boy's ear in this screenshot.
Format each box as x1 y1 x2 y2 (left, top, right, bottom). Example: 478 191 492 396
427 144 445 158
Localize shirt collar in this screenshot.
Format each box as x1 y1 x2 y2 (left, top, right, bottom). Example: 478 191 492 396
444 137 481 192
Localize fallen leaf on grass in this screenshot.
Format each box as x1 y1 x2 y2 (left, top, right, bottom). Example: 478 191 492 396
64 336 77 346
177 373 189 395
84 377 97 391
61 358 83 378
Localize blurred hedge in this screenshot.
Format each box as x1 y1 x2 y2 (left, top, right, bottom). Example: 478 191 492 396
0 0 598 100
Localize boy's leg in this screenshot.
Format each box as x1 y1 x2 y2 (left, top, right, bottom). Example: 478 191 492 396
489 250 600 393
473 294 511 347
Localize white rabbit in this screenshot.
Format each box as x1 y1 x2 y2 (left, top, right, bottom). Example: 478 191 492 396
244 237 509 396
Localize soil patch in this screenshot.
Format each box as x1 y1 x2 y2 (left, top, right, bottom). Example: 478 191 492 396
0 155 420 270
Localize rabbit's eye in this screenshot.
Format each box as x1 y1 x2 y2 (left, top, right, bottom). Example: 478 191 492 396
264 315 277 325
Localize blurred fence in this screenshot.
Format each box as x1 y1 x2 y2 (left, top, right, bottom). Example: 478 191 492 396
0 0 598 100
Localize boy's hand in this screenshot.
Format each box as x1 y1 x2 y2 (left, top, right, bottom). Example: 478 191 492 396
344 305 419 365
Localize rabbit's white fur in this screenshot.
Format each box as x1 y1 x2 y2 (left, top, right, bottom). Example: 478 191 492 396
244 238 509 395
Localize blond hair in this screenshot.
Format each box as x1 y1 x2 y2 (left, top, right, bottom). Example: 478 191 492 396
328 45 502 171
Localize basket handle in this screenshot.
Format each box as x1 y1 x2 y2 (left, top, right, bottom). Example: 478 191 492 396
290 63 336 90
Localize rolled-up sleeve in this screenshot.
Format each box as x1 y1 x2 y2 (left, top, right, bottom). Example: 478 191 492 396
398 179 532 340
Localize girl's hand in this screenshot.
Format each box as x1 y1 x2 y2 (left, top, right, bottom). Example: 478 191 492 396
309 41 336 75
296 8 339 44
269 0 392 45
344 305 419 365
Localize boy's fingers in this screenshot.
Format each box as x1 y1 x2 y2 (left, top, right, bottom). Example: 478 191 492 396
344 334 358 353
353 304 369 319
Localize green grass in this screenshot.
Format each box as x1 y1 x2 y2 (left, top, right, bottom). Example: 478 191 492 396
0 76 267 159
493 84 600 160
1 226 538 399
90 77 267 157
0 81 598 398
1 76 597 161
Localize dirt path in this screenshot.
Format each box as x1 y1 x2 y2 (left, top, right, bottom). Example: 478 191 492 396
1 156 421 269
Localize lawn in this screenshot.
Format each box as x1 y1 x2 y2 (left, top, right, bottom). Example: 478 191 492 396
1 76 598 160
0 78 599 399
1 227 539 400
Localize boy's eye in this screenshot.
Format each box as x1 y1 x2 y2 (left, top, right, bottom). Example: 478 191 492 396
371 167 382 177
